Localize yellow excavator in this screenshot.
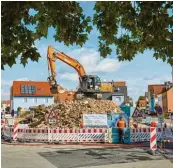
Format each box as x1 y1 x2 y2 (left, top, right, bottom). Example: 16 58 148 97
47 45 104 100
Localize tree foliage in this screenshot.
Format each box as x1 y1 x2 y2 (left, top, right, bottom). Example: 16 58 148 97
1 1 173 70
93 1 173 65
5 106 10 112
138 96 145 100
1 1 91 69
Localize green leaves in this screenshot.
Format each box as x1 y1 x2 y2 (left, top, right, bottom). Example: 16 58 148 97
1 1 91 69
1 1 173 70
93 1 173 65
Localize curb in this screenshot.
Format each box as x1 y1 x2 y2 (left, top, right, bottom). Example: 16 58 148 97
2 142 173 150
1 141 148 148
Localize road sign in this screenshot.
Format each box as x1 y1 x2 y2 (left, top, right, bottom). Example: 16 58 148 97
132 107 143 118
133 118 142 123
46 110 58 125
48 119 57 124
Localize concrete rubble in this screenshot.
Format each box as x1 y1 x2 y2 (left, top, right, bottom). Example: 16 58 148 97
17 99 121 128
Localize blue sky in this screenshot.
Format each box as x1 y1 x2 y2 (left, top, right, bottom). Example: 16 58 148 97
1 1 172 101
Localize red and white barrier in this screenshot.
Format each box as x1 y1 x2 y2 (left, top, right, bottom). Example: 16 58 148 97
13 121 18 141
1 119 5 132
2 124 172 144
130 128 163 142
78 128 108 143
18 128 49 142
50 128 78 143
150 127 157 151
17 128 108 143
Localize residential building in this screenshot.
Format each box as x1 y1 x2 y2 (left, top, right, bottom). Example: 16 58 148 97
102 81 128 106
10 81 54 112
148 84 165 112
158 87 173 114
1 100 10 111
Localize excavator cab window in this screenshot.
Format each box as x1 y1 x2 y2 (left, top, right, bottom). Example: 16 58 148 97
95 76 101 86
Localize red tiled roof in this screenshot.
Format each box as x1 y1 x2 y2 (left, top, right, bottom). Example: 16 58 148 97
12 81 53 97
148 84 165 97
2 100 11 105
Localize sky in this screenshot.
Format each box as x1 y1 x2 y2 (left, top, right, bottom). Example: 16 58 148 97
1 1 172 101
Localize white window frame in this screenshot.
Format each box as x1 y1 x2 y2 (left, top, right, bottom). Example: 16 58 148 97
115 97 121 102
45 98 48 103
34 98 37 103
24 98 27 103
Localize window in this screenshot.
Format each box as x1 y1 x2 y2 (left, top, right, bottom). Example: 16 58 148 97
20 85 36 94
21 85 25 94
115 97 121 102
24 98 27 103
45 98 48 103
34 98 37 103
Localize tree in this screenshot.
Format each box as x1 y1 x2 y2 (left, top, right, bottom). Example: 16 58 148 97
138 96 145 100
1 1 92 69
93 1 173 65
5 106 10 112
17 107 22 112
1 1 173 70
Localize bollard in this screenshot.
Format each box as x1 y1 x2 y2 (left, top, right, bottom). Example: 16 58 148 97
148 127 157 155
13 121 18 141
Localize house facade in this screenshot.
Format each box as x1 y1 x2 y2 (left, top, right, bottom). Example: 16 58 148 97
102 81 128 106
148 84 165 112
158 87 173 114
10 81 54 112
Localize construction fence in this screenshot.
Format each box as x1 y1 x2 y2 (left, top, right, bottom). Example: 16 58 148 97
2 125 172 143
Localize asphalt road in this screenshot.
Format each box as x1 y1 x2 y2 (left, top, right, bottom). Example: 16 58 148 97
1 144 173 168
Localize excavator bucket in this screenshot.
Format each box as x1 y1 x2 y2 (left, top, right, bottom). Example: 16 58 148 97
57 85 66 93
50 85 66 94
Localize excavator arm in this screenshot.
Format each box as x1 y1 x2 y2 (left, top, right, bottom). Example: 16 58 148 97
47 45 86 93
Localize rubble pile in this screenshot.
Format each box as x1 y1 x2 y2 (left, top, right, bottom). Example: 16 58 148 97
30 99 121 128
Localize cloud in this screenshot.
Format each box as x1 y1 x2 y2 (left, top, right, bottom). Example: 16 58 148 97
67 48 122 74
15 77 29 81
1 79 12 87
1 89 10 101
59 72 78 81
1 77 30 100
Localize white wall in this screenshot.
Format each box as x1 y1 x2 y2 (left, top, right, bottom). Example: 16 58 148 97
112 95 124 106
12 96 54 111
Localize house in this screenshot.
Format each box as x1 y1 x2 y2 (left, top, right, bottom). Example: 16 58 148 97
1 100 10 111
157 86 173 114
148 84 165 112
102 81 128 106
10 81 54 112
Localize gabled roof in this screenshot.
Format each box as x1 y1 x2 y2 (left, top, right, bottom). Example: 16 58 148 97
148 84 165 97
2 100 11 105
12 81 53 97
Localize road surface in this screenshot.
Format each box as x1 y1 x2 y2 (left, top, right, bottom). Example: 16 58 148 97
1 144 173 168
